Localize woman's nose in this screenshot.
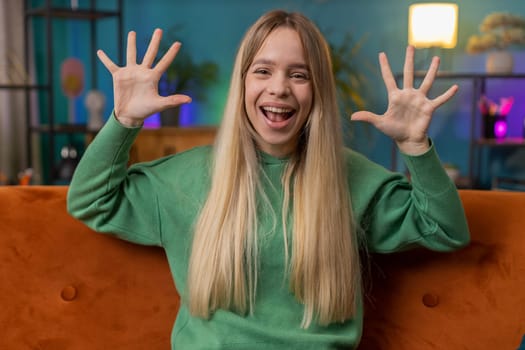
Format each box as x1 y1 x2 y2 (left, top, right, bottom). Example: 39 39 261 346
267 74 290 96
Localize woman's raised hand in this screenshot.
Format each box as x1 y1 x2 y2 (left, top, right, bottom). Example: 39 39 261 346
97 29 192 127
351 45 458 155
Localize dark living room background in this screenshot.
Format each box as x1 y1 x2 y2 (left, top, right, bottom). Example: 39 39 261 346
2 0 525 188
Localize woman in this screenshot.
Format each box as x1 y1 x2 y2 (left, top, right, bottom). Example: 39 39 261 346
67 10 470 349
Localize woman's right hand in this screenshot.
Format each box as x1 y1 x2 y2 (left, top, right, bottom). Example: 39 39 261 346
97 29 192 127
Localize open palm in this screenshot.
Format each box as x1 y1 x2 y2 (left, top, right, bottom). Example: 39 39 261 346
97 29 191 126
351 46 458 155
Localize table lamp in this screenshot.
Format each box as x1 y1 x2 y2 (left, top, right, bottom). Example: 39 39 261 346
408 3 458 69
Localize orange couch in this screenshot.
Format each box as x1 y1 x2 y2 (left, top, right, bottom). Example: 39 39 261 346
2 186 524 349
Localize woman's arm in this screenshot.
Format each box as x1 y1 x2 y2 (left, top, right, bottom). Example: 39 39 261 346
67 29 192 245
349 46 469 252
66 114 165 245
348 145 470 253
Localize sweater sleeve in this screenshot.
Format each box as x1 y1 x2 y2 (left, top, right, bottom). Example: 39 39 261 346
349 143 471 253
67 113 163 246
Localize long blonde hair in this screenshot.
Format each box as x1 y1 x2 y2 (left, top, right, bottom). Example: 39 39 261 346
187 10 361 328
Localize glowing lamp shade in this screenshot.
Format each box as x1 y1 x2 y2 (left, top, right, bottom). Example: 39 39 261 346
409 3 458 48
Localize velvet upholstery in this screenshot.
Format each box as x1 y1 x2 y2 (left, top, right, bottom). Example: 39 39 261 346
360 189 525 349
1 186 179 349
1 186 524 349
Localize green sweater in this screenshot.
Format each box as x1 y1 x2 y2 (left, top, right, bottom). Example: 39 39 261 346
67 115 470 349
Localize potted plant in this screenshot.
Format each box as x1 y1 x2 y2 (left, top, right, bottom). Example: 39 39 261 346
466 12 525 73
327 32 374 149
329 33 369 117
156 26 219 125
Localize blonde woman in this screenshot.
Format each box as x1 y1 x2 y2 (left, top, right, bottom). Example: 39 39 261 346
68 10 470 349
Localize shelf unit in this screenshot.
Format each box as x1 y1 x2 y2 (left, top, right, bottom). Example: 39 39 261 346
392 72 525 189
21 0 123 184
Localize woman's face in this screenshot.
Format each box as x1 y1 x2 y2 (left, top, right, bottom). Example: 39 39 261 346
244 27 313 157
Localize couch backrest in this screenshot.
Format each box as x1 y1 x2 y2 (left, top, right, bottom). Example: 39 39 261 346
360 189 525 350
2 187 524 349
0 186 179 349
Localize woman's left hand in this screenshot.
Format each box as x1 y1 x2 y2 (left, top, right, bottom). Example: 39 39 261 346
351 45 458 156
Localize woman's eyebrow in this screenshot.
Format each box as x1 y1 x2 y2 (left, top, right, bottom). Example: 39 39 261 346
251 58 309 70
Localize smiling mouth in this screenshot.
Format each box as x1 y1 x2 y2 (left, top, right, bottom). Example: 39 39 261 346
261 106 295 122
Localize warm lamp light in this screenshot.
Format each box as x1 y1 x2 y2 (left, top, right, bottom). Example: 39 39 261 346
409 3 458 48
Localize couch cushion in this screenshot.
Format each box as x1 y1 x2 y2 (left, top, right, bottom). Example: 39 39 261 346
0 186 179 349
360 190 525 349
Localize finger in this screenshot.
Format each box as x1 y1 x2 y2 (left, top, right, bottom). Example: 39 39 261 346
158 94 193 110
403 45 415 89
126 31 137 65
350 110 380 126
97 49 119 73
170 94 192 105
432 84 459 109
142 28 162 67
155 42 181 73
419 56 440 94
379 52 397 92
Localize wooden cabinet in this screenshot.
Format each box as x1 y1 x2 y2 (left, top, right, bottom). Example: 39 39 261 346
128 127 217 164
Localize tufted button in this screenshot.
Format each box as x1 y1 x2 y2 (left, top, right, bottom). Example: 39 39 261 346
422 293 439 307
61 285 78 301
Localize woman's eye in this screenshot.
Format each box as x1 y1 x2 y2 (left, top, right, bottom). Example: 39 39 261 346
254 68 270 75
291 72 309 80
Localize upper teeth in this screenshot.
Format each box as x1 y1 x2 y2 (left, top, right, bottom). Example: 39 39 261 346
263 106 292 113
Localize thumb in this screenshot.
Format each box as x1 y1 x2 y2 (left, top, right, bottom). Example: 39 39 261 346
350 111 379 125
160 94 192 110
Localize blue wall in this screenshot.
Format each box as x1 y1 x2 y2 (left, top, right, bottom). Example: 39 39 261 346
44 0 525 182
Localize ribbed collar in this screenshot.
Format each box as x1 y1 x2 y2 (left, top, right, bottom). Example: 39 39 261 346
257 150 290 165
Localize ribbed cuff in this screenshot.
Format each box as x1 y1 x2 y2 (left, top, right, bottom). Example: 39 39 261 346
401 140 454 195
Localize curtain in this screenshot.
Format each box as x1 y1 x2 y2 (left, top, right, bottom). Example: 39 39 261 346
0 0 41 184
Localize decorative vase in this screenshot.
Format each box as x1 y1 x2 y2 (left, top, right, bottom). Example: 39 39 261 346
85 90 106 131
483 114 507 139
485 50 514 74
